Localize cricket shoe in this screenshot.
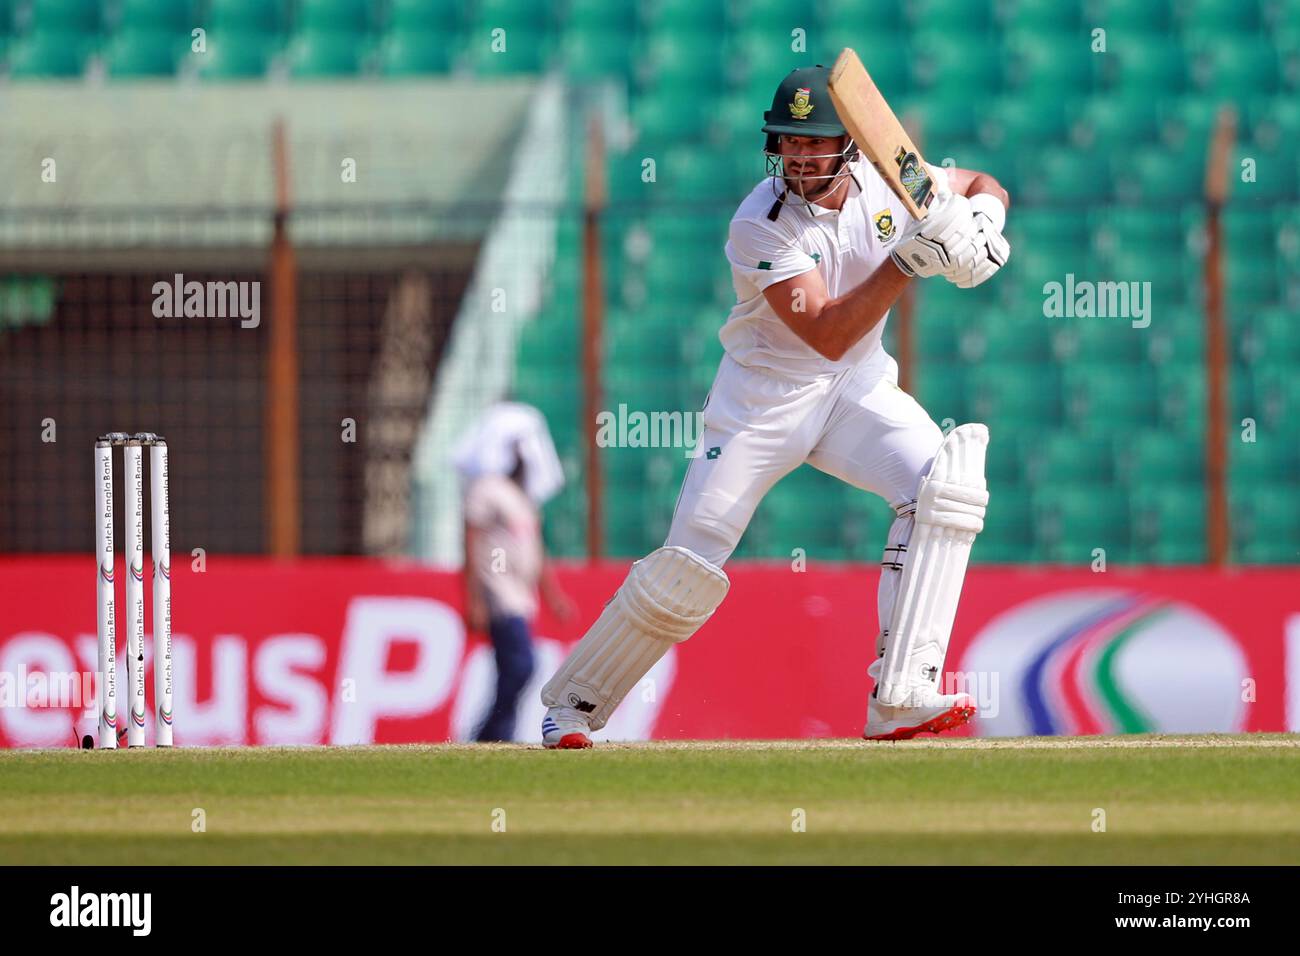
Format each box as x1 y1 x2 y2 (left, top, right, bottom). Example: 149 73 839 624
863 690 976 741
542 707 593 749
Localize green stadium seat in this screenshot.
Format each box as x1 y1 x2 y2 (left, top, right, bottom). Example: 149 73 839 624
375 30 455 75
971 363 1063 428
1248 96 1300 151
513 365 580 429
1108 34 1188 91
563 0 636 32
1025 433 1116 485
911 32 1002 91
1117 146 1205 203
29 0 99 32
1146 307 1206 365
387 0 463 31
1152 361 1209 430
898 93 978 143
633 92 711 142
652 147 743 203
103 28 186 76
982 429 1038 487
637 31 721 89
817 0 905 31
285 30 363 77
1280 204 1300 268
560 29 634 79
117 0 194 31
905 0 994 30
474 0 553 30
1004 31 1097 92
818 32 911 98
1253 365 1300 428
975 483 1037 564
1063 363 1158 432
997 0 1081 30
605 317 691 366
912 361 970 426
645 0 727 31
969 313 1054 363
4 30 89 76
1177 0 1262 34
463 28 552 74
1226 255 1281 306
738 0 818 30
1074 93 1161 147
713 92 771 148
761 485 844 551
1189 35 1280 95
727 27 816 92
209 0 284 33
299 0 371 32
542 495 586 556
606 504 659 558
1052 320 1148 363
1033 484 1134 564
1266 0 1300 28
1239 305 1300 365
979 95 1075 149
1229 437 1299 483
1121 430 1204 484
1231 482 1300 564
1160 96 1230 151
1006 208 1089 252
1094 206 1196 251
915 309 970 363
195 32 274 77
1021 147 1109 203
1132 484 1206 563
1093 0 1174 30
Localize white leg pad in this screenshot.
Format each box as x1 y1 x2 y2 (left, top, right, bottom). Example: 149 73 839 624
540 546 729 732
876 423 989 706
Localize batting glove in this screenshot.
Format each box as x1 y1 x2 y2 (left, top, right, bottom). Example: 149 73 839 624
948 193 1011 288
890 189 982 279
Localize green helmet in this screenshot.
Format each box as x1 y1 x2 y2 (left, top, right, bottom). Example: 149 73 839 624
761 65 848 145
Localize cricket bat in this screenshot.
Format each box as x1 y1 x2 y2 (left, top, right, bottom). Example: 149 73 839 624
827 47 936 219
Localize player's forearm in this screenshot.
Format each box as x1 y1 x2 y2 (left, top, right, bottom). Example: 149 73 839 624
810 260 911 361
968 175 1010 210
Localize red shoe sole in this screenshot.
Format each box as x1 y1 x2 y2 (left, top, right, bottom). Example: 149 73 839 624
545 732 592 750
863 700 976 741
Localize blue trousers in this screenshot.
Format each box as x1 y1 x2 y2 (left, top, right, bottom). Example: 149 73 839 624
474 614 536 742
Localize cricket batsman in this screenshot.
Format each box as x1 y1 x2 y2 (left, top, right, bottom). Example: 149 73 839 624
540 65 1011 747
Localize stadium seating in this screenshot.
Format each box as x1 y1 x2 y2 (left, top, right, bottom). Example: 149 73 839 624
2 0 1293 565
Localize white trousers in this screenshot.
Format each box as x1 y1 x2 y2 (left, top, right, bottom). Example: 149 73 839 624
665 350 944 650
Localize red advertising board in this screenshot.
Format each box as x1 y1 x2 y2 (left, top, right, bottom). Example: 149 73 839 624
0 557 1295 746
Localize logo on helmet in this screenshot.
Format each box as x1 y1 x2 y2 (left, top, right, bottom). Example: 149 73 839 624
789 87 814 120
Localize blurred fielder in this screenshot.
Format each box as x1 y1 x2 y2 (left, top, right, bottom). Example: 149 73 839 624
456 403 576 741
542 65 1010 747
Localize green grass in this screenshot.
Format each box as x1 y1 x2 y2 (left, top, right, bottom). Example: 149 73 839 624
2 736 1298 864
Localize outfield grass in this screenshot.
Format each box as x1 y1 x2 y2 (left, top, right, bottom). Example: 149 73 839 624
2 735 1298 864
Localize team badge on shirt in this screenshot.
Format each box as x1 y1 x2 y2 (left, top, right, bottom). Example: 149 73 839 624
873 209 896 242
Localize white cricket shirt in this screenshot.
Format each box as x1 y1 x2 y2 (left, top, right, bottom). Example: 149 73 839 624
721 159 918 380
